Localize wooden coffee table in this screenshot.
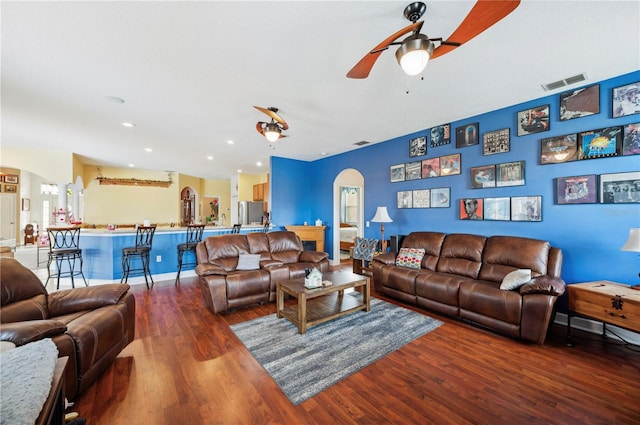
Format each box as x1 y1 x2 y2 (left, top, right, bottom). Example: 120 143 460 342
276 271 370 334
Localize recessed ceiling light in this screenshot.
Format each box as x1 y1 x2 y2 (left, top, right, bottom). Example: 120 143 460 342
227 140 235 145
128 163 134 167
122 122 136 128
207 156 214 160
256 161 262 167
320 152 328 156
145 148 152 152
237 169 242 173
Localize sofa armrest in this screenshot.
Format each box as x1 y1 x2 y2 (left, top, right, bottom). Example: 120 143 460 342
48 284 131 316
372 252 396 265
520 276 566 296
299 251 329 263
260 259 283 268
0 320 67 346
195 264 228 276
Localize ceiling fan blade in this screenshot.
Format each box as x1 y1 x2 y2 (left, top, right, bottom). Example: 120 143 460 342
347 21 423 79
253 106 289 130
431 0 521 59
256 122 266 136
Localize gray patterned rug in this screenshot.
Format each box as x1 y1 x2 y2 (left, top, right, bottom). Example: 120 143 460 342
230 295 443 405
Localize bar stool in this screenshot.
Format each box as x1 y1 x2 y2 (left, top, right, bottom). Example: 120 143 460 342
231 224 241 234
175 223 205 285
46 226 88 289
121 224 156 288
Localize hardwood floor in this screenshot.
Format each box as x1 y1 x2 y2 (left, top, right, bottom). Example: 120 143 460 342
74 264 640 425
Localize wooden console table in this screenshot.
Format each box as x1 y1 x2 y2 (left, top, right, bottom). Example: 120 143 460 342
36 356 68 425
285 225 326 252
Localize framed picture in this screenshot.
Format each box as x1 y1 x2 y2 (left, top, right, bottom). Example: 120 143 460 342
409 136 427 157
421 158 440 178
4 184 17 193
482 128 510 155
612 82 639 118
459 198 483 220
484 197 511 221
600 171 640 204
455 123 479 148
397 191 412 209
412 189 430 208
21 198 31 211
430 124 451 147
622 122 640 156
540 134 578 164
560 84 600 121
4 174 18 184
405 161 422 180
511 196 542 222
517 105 550 136
556 175 597 205
470 164 496 189
496 161 525 187
439 153 461 176
390 164 406 182
578 126 622 160
430 187 450 208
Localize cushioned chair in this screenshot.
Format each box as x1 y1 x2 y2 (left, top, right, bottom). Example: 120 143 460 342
121 224 156 288
352 237 379 276
23 224 36 245
46 226 87 289
175 224 205 285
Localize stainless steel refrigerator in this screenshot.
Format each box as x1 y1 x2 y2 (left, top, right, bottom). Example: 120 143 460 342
238 201 264 225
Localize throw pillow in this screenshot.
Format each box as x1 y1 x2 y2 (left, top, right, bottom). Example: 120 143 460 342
395 248 425 269
500 269 532 290
236 254 261 270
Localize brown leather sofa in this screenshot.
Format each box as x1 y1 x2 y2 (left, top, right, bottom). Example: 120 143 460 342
371 232 565 344
0 258 136 400
196 231 329 313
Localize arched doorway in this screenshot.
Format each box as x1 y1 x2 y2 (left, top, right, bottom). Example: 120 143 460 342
332 169 364 266
180 186 198 226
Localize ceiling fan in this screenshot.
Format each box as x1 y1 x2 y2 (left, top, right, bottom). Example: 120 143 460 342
347 0 521 79
254 106 288 142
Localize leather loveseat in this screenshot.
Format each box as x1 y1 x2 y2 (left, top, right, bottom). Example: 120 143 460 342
195 230 329 313
0 258 136 400
371 232 565 344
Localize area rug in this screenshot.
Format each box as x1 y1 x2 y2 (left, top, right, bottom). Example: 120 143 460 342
230 294 443 405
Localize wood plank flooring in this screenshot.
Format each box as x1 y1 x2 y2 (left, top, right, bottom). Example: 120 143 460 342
73 264 640 425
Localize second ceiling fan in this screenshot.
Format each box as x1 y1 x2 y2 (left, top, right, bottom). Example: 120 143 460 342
347 0 521 79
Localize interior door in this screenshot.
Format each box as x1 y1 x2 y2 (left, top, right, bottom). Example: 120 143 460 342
1 194 16 241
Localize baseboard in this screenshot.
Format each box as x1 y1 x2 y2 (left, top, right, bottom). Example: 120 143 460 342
554 312 640 346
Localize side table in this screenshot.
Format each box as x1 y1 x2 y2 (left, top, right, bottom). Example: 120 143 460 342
36 356 68 425
567 280 640 346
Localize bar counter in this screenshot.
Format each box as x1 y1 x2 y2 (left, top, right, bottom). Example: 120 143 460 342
79 225 270 281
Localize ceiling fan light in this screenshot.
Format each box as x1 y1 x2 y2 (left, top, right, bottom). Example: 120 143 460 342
264 122 281 142
396 34 433 76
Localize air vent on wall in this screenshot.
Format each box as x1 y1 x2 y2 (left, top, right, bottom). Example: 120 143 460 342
354 141 370 146
541 73 588 91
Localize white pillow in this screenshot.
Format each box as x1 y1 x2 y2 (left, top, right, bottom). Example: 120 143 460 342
236 254 261 270
500 269 532 290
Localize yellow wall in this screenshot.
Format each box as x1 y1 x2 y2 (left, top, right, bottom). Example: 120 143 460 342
239 173 267 201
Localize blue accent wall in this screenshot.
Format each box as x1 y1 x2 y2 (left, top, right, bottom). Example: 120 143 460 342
271 71 640 285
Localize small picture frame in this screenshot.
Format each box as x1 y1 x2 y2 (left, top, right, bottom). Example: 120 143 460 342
578 126 622 160
405 161 422 180
439 153 461 176
470 165 496 189
560 84 600 121
612 82 640 118
622 122 640 156
421 158 440 178
390 164 406 182
540 134 578 164
496 161 525 187
556 175 597 205
455 123 479 148
459 198 483 220
4 174 18 184
484 197 511 221
397 191 412 209
412 189 430 208
430 124 451 147
511 196 542 222
430 187 450 208
600 171 640 204
409 136 427 157
4 184 17 193
482 128 510 155
21 198 31 211
517 104 550 136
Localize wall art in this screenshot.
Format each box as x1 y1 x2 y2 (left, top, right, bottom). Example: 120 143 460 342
405 161 422 180
517 104 550 136
540 134 578 164
622 122 640 156
600 171 640 204
4 184 17 193
612 81 639 118
430 124 451 147
390 164 406 182
409 136 427 157
556 175 597 204
559 84 600 121
421 158 440 178
439 153 461 176
430 188 450 208
3 174 18 184
412 189 430 208
455 123 479 148
397 191 412 209
578 126 622 160
496 161 525 187
459 198 483 220
482 128 510 155
470 164 496 189
511 196 542 222
484 197 511 221
22 198 30 211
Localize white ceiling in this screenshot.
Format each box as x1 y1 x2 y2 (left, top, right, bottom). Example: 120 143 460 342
2 1 639 180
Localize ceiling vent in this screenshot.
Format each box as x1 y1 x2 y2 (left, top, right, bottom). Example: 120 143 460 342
354 140 370 146
541 73 587 91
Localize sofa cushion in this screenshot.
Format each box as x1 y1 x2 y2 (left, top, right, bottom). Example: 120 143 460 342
479 236 550 283
396 248 425 269
436 233 486 278
236 254 261 270
267 231 302 264
204 234 251 271
401 232 446 270
500 269 532 290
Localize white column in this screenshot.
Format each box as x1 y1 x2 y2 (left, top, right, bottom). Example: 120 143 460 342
57 183 68 223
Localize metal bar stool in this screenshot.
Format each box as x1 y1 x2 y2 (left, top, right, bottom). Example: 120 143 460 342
46 226 88 289
120 224 156 288
175 223 205 285
231 224 241 234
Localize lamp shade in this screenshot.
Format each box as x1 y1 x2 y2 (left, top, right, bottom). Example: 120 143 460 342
371 206 393 223
621 228 640 252
264 122 281 142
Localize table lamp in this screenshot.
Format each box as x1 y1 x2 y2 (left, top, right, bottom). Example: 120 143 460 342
620 227 640 289
371 206 393 252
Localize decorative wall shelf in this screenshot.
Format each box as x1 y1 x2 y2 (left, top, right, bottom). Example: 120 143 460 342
96 177 172 188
